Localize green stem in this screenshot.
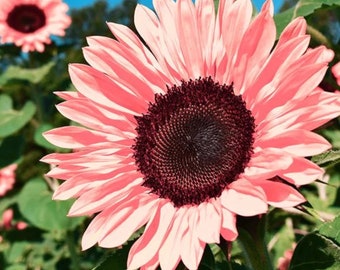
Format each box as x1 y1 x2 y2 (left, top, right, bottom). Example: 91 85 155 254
237 215 273 270
306 25 332 48
66 231 81 270
218 238 234 270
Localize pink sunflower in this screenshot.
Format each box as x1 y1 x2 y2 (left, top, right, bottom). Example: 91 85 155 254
332 61 340 86
42 0 340 269
0 0 71 52
0 164 17 197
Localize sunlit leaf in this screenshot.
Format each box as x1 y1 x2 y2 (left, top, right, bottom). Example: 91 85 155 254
319 216 340 245
274 0 340 37
289 233 340 270
0 62 55 86
34 124 57 150
323 130 340 149
18 178 84 231
0 94 36 138
270 218 295 267
93 245 131 270
311 150 340 167
199 245 216 270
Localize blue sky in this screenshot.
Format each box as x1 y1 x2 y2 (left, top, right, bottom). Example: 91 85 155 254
65 0 284 13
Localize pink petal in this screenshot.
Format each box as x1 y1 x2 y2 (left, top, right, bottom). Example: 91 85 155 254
221 179 268 216
257 129 331 156
134 2 186 82
244 147 293 180
54 91 82 100
279 156 324 186
69 64 148 115
67 173 143 216
106 22 158 67
254 63 327 121
56 100 135 137
253 180 306 207
253 46 332 121
83 44 164 98
159 208 187 270
332 61 340 85
195 0 216 73
140 254 160 270
196 201 222 243
232 0 276 95
215 0 252 83
99 196 159 248
180 208 206 270
81 193 157 250
278 17 307 45
43 126 118 149
246 35 310 108
175 0 204 77
128 202 176 270
220 207 238 241
258 90 340 134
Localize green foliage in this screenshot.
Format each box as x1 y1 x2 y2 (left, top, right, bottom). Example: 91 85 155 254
17 178 84 231
312 150 340 167
319 216 340 245
0 94 36 138
289 233 340 269
34 123 58 150
92 245 130 270
0 62 55 86
0 135 24 168
274 0 340 36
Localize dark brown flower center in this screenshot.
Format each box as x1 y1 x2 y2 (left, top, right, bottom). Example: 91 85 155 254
133 77 255 207
6 4 46 33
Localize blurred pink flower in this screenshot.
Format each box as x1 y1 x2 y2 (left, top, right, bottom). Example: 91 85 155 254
332 61 340 86
2 208 14 230
42 0 340 269
0 0 71 52
0 208 28 231
0 164 17 197
277 244 296 270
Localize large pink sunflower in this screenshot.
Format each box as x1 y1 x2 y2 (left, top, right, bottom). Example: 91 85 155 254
42 0 340 269
0 0 71 52
332 61 340 86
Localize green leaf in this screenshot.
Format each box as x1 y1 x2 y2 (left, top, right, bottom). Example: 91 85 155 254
0 135 24 168
5 265 27 270
319 216 340 245
18 178 84 231
199 245 216 270
0 94 36 138
93 245 131 270
289 233 340 270
0 62 55 86
34 124 57 150
311 150 340 167
270 218 295 267
214 0 219 10
323 130 340 149
274 0 340 37
5 241 29 264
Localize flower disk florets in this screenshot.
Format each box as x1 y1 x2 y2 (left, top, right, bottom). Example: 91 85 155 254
133 77 255 207
6 4 46 33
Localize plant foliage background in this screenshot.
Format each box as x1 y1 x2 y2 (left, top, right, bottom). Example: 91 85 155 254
0 0 339 269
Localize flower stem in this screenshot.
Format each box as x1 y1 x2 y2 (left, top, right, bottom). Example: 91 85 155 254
66 230 81 270
237 215 273 270
306 25 332 48
218 238 234 270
